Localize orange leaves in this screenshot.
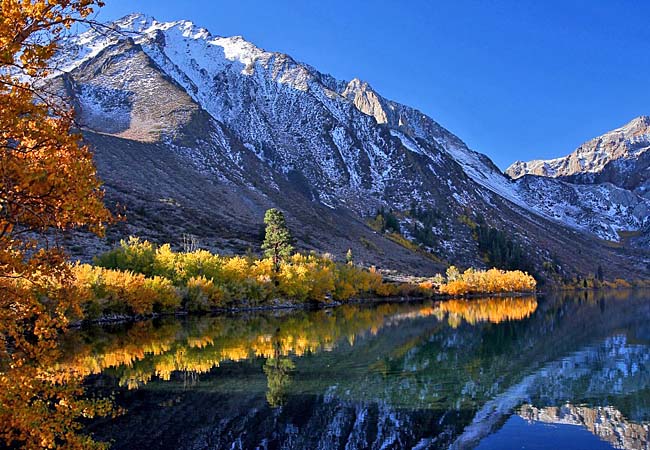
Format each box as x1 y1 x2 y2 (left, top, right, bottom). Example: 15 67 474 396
438 279 471 296
72 264 181 317
0 0 111 239
1 0 111 352
0 367 113 449
438 296 538 326
434 267 537 296
185 275 225 311
1 0 103 71
1 2 114 447
0 111 112 235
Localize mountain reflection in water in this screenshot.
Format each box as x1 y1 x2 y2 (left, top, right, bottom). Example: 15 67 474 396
13 291 650 449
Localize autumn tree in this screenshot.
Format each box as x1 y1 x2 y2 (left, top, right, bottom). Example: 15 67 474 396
1 0 112 346
446 265 461 282
262 208 293 272
0 1 114 448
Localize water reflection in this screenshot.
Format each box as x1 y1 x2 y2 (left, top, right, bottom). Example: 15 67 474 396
10 291 650 449
264 355 296 407
55 297 538 390
449 331 650 449
77 293 650 449
519 403 650 450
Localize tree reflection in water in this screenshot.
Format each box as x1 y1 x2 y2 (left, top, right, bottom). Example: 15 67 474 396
0 333 115 449
2 296 542 447
51 297 538 393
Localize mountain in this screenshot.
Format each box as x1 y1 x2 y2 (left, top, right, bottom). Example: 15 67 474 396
50 13 650 280
507 116 650 194
506 117 650 244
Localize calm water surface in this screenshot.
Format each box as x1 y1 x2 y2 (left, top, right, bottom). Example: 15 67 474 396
63 291 650 449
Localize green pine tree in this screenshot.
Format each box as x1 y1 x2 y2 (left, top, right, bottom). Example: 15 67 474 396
262 208 294 272
263 356 295 407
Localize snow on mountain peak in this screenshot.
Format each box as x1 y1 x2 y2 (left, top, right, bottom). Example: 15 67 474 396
506 115 650 181
48 11 650 251
110 13 212 41
617 115 650 136
111 12 157 31
59 13 270 74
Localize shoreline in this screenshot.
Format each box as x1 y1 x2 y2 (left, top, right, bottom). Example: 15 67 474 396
70 291 540 328
70 284 650 328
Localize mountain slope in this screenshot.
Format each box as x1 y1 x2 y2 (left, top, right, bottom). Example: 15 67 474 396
52 13 650 279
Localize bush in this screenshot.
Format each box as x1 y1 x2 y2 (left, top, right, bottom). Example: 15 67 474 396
436 267 536 296
81 238 537 318
185 276 225 311
72 264 181 316
94 237 156 276
78 238 396 315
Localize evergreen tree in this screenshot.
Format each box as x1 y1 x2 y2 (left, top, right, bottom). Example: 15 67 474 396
262 209 294 272
384 210 401 233
375 207 401 234
473 215 534 275
409 201 417 217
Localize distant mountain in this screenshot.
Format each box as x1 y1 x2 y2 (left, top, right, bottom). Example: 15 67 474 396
506 116 650 244
507 116 650 194
50 13 650 279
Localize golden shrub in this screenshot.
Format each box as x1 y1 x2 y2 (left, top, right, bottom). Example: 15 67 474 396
185 276 225 311
437 267 536 296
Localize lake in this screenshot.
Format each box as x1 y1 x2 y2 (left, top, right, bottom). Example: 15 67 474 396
62 292 650 449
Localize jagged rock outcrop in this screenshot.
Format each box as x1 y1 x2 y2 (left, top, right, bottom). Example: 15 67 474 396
505 116 650 242
507 116 650 183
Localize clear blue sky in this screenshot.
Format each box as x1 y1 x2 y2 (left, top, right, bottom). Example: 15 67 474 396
95 0 650 169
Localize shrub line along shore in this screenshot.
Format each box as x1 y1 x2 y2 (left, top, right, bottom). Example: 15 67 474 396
58 235 538 325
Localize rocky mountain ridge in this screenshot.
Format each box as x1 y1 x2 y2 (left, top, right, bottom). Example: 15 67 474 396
507 116 650 185
506 116 650 244
51 13 650 279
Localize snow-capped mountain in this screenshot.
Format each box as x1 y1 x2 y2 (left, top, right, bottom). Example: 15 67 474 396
60 13 491 212
507 116 650 193
52 13 650 278
505 116 650 241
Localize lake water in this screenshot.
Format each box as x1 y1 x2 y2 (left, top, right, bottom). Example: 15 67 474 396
64 291 650 449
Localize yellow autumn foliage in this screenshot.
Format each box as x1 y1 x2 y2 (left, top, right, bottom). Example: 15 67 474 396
73 238 392 315
51 296 538 389
72 264 180 317
0 1 116 448
439 297 538 326
436 267 536 296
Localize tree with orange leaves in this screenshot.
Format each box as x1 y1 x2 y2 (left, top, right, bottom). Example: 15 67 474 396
0 1 115 448
0 0 112 355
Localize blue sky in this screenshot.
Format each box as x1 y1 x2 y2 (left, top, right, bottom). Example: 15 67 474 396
95 1 650 169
